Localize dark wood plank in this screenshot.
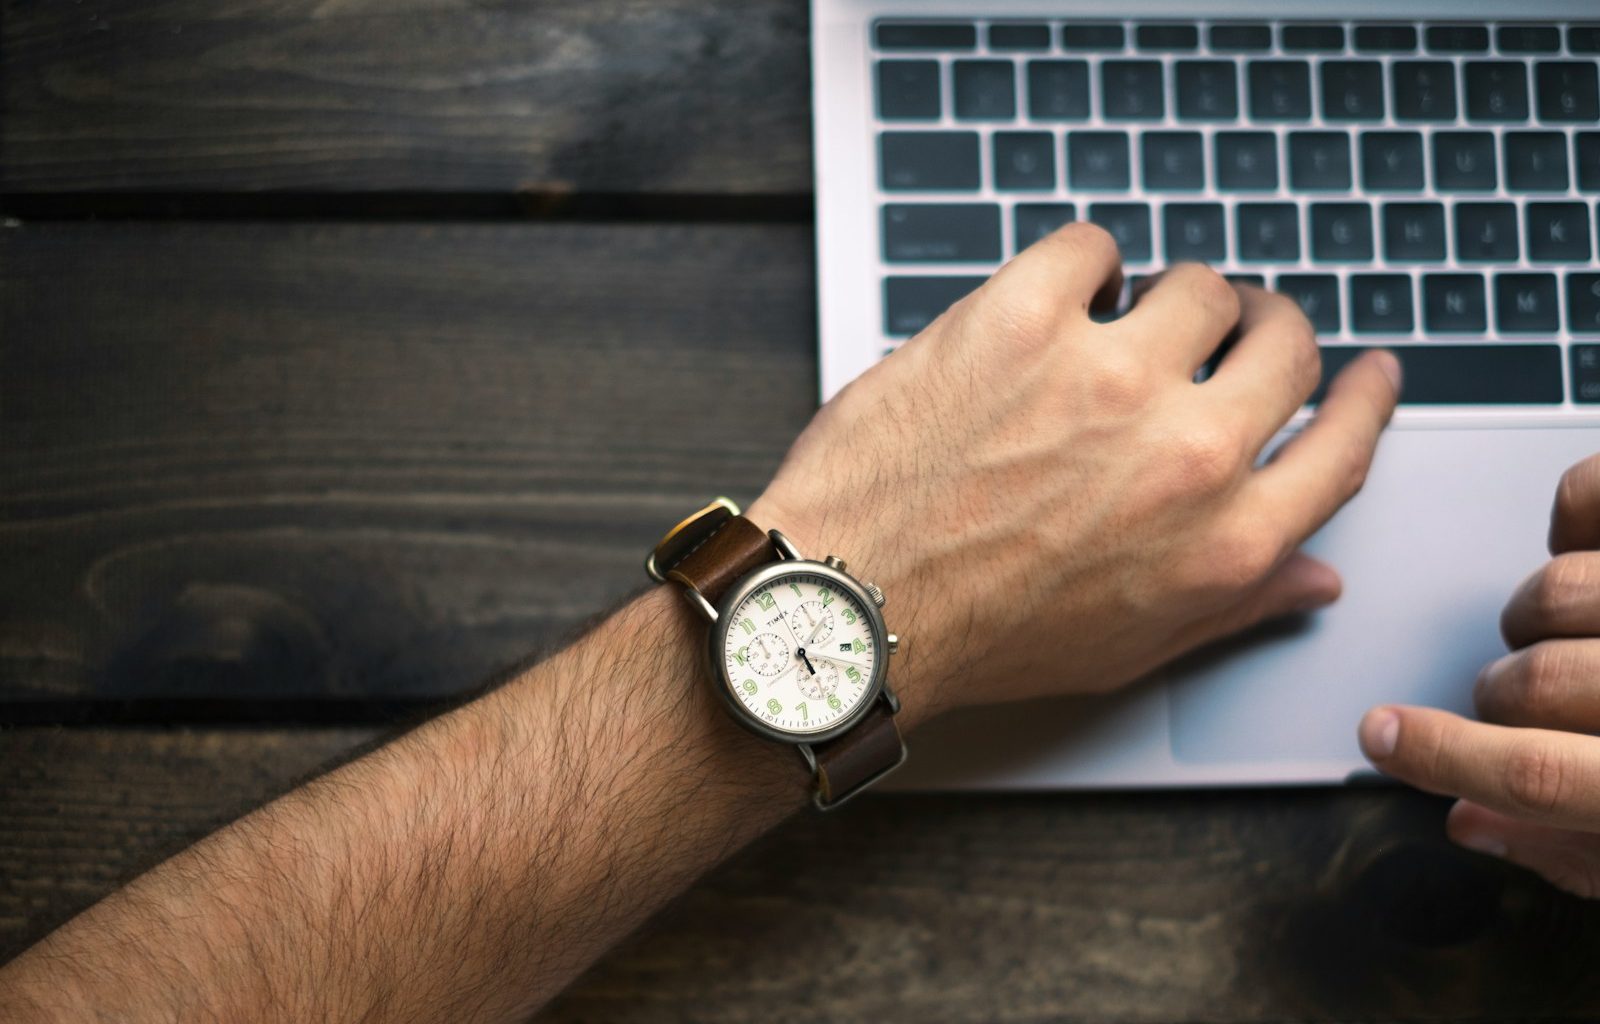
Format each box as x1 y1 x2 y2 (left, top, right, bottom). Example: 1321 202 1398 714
0 223 818 704
3 726 1599 1020
0 0 812 199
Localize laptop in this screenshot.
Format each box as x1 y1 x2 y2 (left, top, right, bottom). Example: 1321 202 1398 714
809 0 1600 788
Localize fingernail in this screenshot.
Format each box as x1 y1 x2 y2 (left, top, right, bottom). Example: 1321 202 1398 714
1454 832 1509 859
1374 350 1403 393
1359 708 1400 760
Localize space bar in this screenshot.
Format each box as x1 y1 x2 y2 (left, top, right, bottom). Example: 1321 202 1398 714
1315 345 1564 405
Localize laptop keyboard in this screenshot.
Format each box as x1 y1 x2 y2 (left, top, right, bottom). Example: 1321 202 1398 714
869 19 1600 405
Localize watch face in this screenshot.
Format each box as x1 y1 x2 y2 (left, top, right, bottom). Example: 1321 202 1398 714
716 566 882 739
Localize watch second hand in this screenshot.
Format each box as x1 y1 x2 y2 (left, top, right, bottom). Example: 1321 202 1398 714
812 651 870 670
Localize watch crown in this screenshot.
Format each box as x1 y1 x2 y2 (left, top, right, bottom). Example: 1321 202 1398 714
886 633 899 654
863 581 885 608
824 555 847 571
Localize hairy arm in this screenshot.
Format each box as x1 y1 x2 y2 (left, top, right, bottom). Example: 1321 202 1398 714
0 224 1400 1020
1 588 819 1022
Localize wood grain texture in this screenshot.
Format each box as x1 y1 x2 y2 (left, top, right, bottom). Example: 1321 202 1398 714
3 726 1599 1021
0 0 812 198
0 222 818 704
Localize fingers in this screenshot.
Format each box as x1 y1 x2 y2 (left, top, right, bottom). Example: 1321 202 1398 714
1358 704 1600 831
1203 551 1343 640
1203 285 1322 447
1241 349 1401 548
979 222 1123 328
1474 640 1600 732
1501 552 1600 649
1550 453 1600 555
1117 264 1242 373
1447 800 1600 899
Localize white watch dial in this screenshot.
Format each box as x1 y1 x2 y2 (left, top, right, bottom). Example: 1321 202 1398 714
720 570 878 736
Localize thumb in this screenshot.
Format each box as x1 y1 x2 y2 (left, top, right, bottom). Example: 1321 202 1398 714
1448 799 1600 899
1213 550 1343 637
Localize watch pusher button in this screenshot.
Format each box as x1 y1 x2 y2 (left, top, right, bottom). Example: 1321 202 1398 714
863 581 886 608
886 633 899 654
824 555 847 571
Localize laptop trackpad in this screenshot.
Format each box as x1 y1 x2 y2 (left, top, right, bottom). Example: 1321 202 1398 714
1169 425 1600 765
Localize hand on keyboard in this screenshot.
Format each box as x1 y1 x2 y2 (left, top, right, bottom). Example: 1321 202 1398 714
750 223 1401 716
1360 452 1600 899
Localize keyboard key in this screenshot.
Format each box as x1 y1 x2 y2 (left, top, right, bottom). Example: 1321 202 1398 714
1089 203 1152 261
1497 25 1560 53
1422 273 1487 332
954 60 1016 120
1537 63 1600 123
1102 61 1164 120
1572 26 1600 54
1249 61 1312 120
989 23 1050 50
1526 202 1592 261
1504 132 1569 191
1277 274 1341 332
1350 274 1414 332
1465 62 1529 121
1573 347 1600 402
876 22 976 50
1570 274 1600 333
1496 273 1559 333
1281 25 1344 52
1290 132 1352 190
1360 132 1424 191
1424 25 1488 53
1237 203 1300 262
1209 24 1271 51
876 61 941 120
1137 24 1198 50
1225 274 1267 288
1318 345 1562 404
1578 133 1600 192
1141 132 1204 191
884 276 986 335
1063 24 1124 50
1175 61 1239 121
1391 61 1457 121
1215 131 1278 190
1014 204 1076 251
1382 202 1446 262
1354 24 1417 52
1028 61 1090 120
883 204 1001 262
879 132 981 191
1321 61 1385 121
1069 132 1131 190
1164 203 1226 262
1311 203 1374 261
1455 202 1519 261
994 132 1056 190
1433 131 1497 191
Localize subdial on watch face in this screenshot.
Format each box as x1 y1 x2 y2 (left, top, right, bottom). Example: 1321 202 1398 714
743 632 791 677
793 600 835 647
798 660 841 700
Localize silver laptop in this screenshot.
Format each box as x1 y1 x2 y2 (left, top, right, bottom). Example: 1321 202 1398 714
809 0 1600 788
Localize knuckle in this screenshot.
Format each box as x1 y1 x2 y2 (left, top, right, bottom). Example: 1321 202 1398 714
1077 349 1154 415
1531 555 1589 621
1514 645 1569 720
1176 263 1241 324
1504 741 1572 816
1168 423 1244 493
1199 519 1280 591
1333 439 1374 501
1056 221 1121 265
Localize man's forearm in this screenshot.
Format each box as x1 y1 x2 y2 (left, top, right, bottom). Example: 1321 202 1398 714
1 587 823 1022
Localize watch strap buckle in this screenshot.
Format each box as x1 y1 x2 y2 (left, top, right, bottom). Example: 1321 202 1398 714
645 497 741 583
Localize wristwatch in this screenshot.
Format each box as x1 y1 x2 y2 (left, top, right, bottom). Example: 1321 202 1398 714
646 498 906 809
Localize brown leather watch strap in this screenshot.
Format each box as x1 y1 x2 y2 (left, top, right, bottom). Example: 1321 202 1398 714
809 701 907 808
662 515 777 605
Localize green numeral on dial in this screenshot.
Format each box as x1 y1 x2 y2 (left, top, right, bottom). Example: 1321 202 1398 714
789 582 803 599
852 638 866 654
797 701 808 720
755 592 776 612
739 617 754 635
846 666 862 683
842 608 857 625
819 587 834 607
735 646 748 666
827 695 842 711
742 679 757 695
767 698 782 716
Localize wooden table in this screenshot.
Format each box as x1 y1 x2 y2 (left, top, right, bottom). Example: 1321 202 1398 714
3 3 1599 1019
